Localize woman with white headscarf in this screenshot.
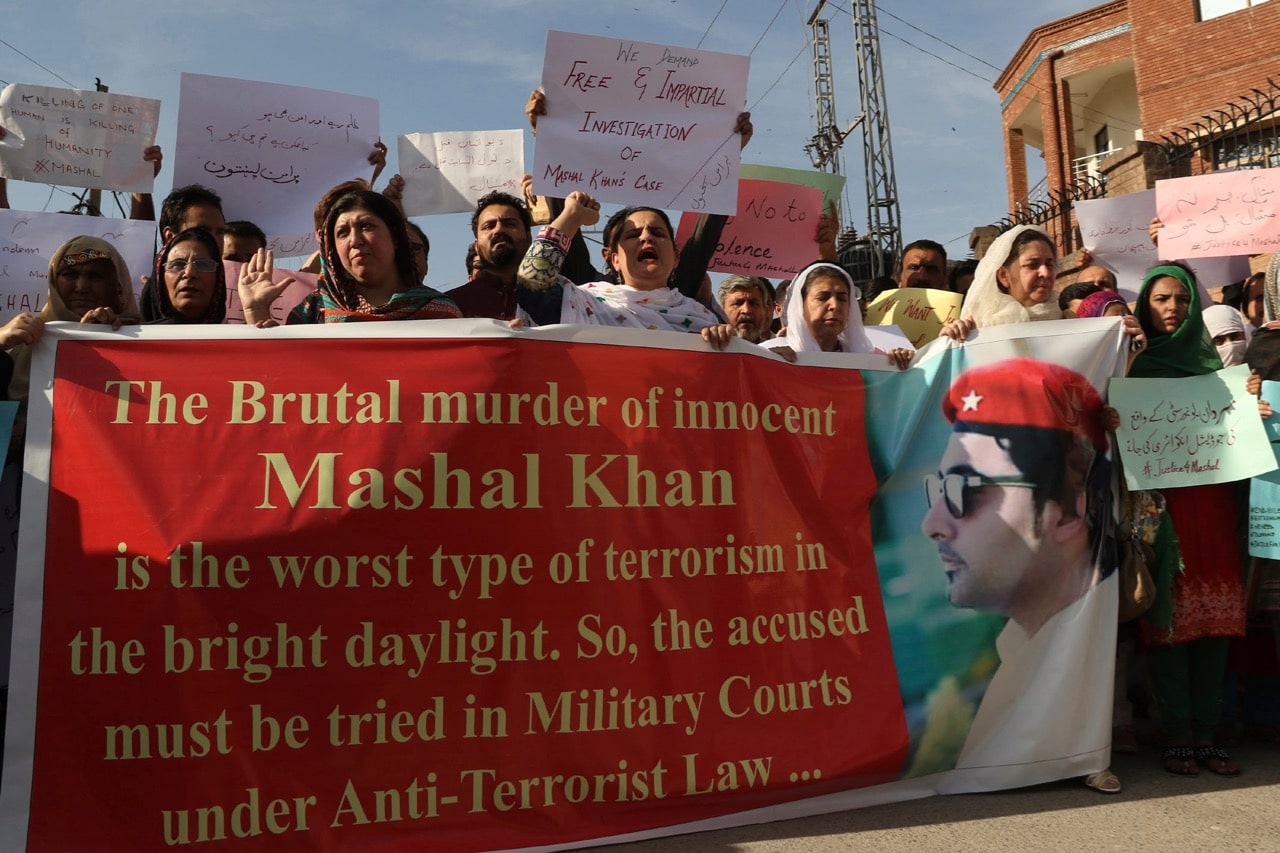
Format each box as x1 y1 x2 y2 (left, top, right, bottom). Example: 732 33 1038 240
761 261 911 368
1203 304 1248 367
940 225 1146 353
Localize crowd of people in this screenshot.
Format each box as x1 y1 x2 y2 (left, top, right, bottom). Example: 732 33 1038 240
0 93 1276 800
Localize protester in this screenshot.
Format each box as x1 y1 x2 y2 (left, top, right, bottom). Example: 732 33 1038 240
1059 281 1103 318
158 185 226 244
222 220 268 263
141 228 227 324
524 90 753 309
1203 304 1248 367
948 259 977 296
941 226 1145 353
241 189 458 324
7 236 135 457
406 221 430 282
1131 263 1247 778
897 239 948 289
516 191 732 348
945 225 1061 335
1076 290 1129 319
718 275 774 343
446 191 533 320
761 261 911 368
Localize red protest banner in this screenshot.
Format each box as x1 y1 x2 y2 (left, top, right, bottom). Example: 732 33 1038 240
16 331 905 850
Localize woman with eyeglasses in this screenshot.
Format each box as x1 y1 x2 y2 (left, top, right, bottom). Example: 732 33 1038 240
140 228 226 324
1130 262 1248 779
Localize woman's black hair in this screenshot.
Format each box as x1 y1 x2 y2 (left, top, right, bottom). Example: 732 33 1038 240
323 190 417 288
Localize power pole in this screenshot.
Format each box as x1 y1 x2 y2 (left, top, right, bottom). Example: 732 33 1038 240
851 0 902 277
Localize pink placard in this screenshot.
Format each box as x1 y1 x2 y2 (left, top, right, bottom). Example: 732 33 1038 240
677 179 822 278
1156 168 1280 259
222 261 318 324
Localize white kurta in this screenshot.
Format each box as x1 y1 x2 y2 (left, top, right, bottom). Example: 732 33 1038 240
938 572 1118 793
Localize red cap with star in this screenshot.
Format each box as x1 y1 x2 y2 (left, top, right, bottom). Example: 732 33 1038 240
943 357 1107 451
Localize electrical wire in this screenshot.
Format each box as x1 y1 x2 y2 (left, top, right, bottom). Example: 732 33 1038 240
749 39 811 112
825 2 1142 133
0 37 78 88
748 0 791 56
875 3 1004 74
697 0 732 48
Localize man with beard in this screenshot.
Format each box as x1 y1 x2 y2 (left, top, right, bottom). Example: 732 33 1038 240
717 275 774 343
446 191 533 320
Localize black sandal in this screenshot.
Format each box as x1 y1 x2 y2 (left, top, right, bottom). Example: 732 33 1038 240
1195 745 1241 777
1162 745 1199 776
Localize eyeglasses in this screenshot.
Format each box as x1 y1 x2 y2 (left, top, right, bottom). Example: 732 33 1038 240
164 257 219 274
923 472 1038 519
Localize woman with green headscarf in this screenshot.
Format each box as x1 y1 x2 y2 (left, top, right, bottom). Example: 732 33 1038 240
1131 262 1246 778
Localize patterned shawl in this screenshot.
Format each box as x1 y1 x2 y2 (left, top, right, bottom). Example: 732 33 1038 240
288 253 460 324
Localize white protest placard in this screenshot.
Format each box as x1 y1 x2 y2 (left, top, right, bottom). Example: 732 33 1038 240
0 84 159 193
172 73 379 257
1075 192 1157 301
1111 364 1275 490
0 210 155 324
533 30 748 214
398 130 524 216
1076 189 1249 300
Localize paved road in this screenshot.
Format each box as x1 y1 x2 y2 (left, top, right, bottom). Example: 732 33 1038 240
610 741 1280 851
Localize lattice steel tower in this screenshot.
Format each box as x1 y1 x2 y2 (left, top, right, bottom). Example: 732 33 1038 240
806 1 902 278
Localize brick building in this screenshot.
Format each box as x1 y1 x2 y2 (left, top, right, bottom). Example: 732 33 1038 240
992 0 1280 258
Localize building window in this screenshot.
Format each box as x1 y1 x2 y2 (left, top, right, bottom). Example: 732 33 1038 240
1214 129 1280 170
1094 125 1110 155
1199 0 1270 21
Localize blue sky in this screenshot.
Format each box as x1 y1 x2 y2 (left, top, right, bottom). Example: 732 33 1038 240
1 0 1086 276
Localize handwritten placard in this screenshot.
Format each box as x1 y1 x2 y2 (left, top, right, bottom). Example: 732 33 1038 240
532 30 749 214
864 287 964 348
1250 382 1280 557
0 84 159 193
1156 168 1280 259
675 179 820 277
1111 364 1275 489
1077 190 1250 300
397 130 524 216
739 164 845 209
223 262 318 324
0 210 155 324
1075 192 1157 300
172 73 379 257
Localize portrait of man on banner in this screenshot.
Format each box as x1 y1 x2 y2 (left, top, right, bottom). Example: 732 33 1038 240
921 357 1118 786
